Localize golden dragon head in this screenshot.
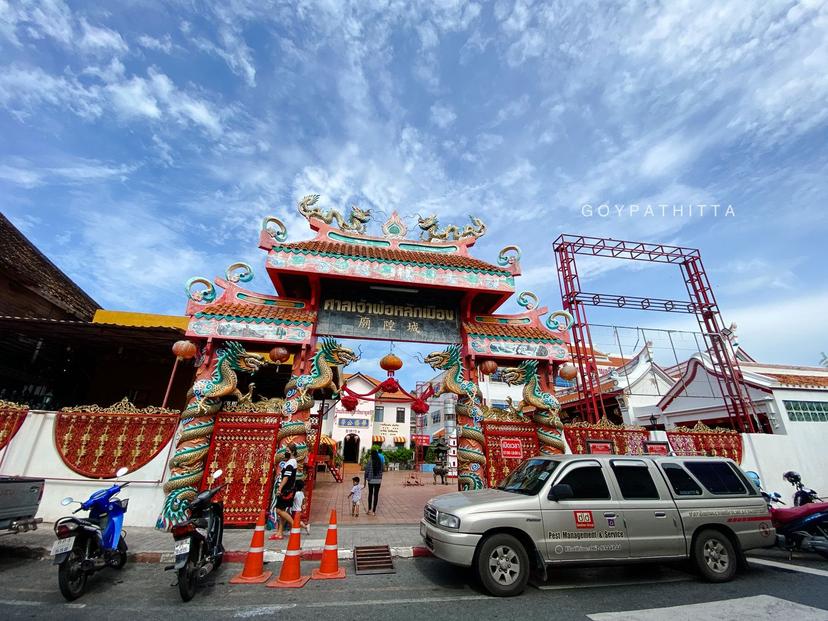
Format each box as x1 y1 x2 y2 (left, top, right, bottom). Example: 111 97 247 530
502 360 537 385
320 337 359 366
424 344 461 370
417 214 438 231
350 205 372 224
223 341 267 373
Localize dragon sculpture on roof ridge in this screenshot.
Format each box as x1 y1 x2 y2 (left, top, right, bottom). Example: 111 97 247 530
417 214 486 242
297 194 372 235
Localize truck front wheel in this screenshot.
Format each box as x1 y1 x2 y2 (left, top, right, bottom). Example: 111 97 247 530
476 533 529 597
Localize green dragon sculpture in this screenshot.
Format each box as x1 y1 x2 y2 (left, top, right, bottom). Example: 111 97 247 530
502 360 566 455
265 338 358 478
297 194 372 235
158 341 266 530
424 344 486 490
417 214 486 242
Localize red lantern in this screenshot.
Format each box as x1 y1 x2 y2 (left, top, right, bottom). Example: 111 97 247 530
479 359 498 375
172 340 197 360
379 352 403 375
558 362 578 381
269 346 290 364
341 394 359 411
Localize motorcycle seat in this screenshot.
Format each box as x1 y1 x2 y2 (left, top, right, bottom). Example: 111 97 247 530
772 502 828 524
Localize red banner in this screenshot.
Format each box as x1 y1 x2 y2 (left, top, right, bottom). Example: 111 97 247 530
667 422 743 463
55 399 179 479
203 410 281 526
482 421 539 488
0 401 28 451
563 418 649 455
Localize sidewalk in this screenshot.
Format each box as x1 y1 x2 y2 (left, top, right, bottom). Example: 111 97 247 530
0 522 430 564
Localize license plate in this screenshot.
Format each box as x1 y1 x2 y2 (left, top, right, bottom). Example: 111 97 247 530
51 537 75 556
420 522 426 538
175 539 191 556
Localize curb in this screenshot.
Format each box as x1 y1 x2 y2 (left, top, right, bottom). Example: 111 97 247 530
1 544 433 564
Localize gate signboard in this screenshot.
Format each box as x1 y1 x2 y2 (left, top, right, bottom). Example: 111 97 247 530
482 421 539 488
500 438 524 460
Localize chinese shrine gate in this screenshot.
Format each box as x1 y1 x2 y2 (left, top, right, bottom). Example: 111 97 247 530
157 196 581 529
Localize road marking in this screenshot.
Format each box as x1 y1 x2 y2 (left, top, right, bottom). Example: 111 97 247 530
234 604 297 617
0 599 42 607
588 595 828 621
749 557 828 578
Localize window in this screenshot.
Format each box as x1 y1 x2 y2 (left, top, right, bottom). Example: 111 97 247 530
662 463 703 496
558 465 610 500
431 410 441 424
784 400 828 422
374 406 384 422
396 407 406 423
611 462 659 499
491 400 509 410
499 459 559 495
684 461 747 495
489 369 507 383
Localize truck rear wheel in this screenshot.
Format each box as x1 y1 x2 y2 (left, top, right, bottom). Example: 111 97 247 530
692 529 737 582
476 533 529 597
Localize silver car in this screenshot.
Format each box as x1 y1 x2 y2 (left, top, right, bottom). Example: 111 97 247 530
421 455 774 596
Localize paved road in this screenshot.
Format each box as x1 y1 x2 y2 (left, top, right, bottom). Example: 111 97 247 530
1 553 826 620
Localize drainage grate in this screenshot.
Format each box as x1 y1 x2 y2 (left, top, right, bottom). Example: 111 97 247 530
353 545 395 575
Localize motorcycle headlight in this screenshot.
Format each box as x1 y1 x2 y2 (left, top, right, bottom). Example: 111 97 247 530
437 511 460 529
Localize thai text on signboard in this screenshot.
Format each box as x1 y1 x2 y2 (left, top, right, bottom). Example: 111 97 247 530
500 438 524 460
317 290 461 344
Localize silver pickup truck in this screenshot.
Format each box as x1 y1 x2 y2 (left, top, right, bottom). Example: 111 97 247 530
0 476 45 535
421 455 774 596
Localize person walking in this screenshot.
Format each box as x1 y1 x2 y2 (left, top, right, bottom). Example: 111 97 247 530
269 447 298 540
364 448 383 516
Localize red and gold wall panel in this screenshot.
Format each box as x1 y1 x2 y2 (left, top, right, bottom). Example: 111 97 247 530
0 400 28 451
667 423 743 463
482 421 539 488
55 399 178 479
563 420 649 455
203 411 281 526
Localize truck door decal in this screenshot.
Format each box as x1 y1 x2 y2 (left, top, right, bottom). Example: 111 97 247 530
574 510 594 529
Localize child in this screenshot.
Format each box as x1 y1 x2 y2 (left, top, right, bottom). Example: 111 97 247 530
291 480 310 535
348 476 362 517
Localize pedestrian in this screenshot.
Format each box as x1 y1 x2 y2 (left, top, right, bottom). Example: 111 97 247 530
269 447 298 540
364 448 383 516
291 480 310 535
348 476 362 517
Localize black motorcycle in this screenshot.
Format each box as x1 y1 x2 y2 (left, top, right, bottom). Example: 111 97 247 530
166 470 225 601
784 471 823 506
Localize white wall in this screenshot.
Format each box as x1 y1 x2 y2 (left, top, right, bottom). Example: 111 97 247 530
0 410 173 528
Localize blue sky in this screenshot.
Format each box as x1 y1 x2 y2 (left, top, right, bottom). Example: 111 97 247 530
2 1 827 389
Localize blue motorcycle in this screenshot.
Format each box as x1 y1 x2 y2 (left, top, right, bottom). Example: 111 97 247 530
52 467 130 600
747 470 828 560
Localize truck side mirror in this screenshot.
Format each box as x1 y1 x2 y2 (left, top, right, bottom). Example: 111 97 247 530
548 483 574 501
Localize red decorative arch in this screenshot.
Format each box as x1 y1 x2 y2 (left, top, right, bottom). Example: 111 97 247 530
0 401 28 451
55 398 179 479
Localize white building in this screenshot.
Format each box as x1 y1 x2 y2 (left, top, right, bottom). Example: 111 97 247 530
320 372 412 463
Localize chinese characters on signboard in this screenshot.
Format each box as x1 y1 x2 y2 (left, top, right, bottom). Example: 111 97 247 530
317 292 461 344
337 418 370 428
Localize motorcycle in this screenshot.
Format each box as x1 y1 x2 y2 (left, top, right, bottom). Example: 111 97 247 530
747 470 828 560
783 471 823 506
166 469 225 601
52 466 130 600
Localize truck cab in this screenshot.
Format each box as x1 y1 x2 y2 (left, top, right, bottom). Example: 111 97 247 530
421 455 773 596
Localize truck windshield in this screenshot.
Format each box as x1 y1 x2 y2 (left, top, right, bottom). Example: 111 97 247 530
498 459 559 495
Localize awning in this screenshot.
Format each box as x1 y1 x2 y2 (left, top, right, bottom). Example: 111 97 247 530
393 435 406 444
319 435 336 448
372 435 385 444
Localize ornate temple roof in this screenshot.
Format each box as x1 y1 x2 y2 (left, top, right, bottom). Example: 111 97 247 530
463 321 565 343
270 239 511 275
194 301 316 326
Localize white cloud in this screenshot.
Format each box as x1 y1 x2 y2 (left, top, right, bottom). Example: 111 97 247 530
429 102 456 129
79 19 127 54
107 76 161 119
0 157 136 187
494 94 530 124
137 34 173 53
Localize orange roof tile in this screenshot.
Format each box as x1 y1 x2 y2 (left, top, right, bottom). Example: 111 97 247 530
463 321 564 342
273 239 510 275
195 302 316 324
765 373 828 388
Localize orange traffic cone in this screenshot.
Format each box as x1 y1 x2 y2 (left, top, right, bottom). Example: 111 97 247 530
267 511 310 588
312 510 345 579
230 510 272 584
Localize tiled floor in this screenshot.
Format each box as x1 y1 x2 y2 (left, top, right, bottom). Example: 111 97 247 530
309 468 456 525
